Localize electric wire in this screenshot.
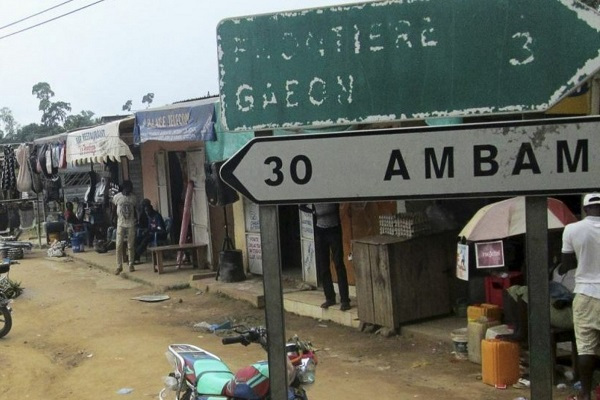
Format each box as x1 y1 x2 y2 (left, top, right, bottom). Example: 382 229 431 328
0 0 77 31
0 0 106 41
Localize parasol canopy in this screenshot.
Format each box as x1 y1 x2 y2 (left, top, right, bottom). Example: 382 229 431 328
458 196 577 241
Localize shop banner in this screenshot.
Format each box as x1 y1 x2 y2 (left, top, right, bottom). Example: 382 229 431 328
475 241 505 269
66 120 133 165
134 98 217 144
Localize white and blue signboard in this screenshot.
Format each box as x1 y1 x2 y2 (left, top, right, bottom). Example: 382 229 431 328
133 98 217 144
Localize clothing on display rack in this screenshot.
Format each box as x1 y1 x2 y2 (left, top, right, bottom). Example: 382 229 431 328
1 146 16 192
15 144 32 193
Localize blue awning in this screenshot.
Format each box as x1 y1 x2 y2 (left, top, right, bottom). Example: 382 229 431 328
133 98 217 144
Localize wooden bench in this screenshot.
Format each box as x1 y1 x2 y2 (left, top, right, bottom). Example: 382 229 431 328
149 243 208 274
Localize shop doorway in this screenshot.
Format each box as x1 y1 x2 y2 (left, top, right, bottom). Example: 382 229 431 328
243 202 302 279
168 152 186 243
155 150 189 244
278 205 302 278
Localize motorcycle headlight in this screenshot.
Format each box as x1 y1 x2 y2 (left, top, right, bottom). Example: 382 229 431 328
297 358 317 384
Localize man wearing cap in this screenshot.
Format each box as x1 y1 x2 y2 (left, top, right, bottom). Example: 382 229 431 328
561 193 600 400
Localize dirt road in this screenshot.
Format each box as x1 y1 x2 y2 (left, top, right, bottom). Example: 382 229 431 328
0 250 569 399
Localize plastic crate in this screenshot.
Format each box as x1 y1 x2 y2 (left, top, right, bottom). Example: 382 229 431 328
485 272 524 308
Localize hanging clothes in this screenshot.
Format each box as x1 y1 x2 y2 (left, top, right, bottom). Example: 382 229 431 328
28 144 43 194
58 141 67 169
2 145 17 191
15 144 32 193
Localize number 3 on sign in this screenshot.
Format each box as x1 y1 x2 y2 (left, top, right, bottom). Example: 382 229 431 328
510 32 534 66
264 155 313 186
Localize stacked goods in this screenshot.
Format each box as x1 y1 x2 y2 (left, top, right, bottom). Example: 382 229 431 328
378 212 431 238
467 304 503 364
7 247 23 260
468 317 501 364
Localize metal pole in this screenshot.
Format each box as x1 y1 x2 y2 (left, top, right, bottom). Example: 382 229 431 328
259 205 288 399
525 196 553 399
35 196 42 248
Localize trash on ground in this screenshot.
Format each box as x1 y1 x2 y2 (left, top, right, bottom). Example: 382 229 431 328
130 294 170 302
193 320 232 332
116 387 134 394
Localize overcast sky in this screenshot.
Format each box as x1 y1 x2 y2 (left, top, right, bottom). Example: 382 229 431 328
0 0 354 126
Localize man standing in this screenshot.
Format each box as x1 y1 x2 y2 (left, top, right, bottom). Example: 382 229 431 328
112 180 136 275
561 193 600 400
300 203 351 311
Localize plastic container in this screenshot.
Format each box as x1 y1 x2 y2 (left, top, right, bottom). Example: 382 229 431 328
481 339 520 386
468 318 501 364
485 324 514 339
467 303 502 322
451 328 468 359
71 234 84 253
485 272 524 307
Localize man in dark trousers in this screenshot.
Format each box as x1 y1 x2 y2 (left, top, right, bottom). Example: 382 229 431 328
300 203 351 311
560 193 600 400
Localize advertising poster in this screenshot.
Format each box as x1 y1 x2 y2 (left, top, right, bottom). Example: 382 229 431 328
456 244 469 281
475 241 505 269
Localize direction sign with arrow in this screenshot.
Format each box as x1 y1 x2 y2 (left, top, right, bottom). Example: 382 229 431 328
220 116 600 204
217 0 600 131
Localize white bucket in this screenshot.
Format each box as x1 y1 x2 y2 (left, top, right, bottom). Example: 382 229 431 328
451 328 468 359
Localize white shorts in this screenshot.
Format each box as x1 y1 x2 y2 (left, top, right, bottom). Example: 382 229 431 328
573 294 600 356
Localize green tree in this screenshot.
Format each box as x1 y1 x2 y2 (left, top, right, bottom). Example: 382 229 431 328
14 123 62 143
31 82 71 127
64 110 96 131
0 107 19 138
142 93 154 108
122 100 132 112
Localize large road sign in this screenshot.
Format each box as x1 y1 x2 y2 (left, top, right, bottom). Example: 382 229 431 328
220 116 600 204
217 0 600 131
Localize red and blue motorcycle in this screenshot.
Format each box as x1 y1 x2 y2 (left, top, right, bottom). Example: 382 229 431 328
159 326 317 400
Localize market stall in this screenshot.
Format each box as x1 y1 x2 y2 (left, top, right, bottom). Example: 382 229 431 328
33 118 135 245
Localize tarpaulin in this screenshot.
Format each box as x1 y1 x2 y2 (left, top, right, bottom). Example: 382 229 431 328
66 119 134 165
133 98 216 144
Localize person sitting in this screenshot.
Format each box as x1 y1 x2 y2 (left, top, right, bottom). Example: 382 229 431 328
137 198 151 232
64 201 91 245
134 203 166 263
64 201 80 225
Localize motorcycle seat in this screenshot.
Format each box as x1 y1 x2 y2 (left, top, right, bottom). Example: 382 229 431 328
194 358 234 395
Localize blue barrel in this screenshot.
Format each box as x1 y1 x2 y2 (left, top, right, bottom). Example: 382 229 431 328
71 233 85 253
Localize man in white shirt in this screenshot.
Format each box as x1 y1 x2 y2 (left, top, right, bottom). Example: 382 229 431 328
561 193 600 400
112 180 137 275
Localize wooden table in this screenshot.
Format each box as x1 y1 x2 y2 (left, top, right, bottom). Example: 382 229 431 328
149 243 208 274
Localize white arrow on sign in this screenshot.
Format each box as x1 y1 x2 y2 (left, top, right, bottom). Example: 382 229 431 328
220 116 600 204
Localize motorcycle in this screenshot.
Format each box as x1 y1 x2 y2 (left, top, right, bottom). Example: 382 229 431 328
0 262 13 338
159 326 317 400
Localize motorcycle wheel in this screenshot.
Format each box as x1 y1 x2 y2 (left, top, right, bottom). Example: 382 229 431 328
0 306 12 338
